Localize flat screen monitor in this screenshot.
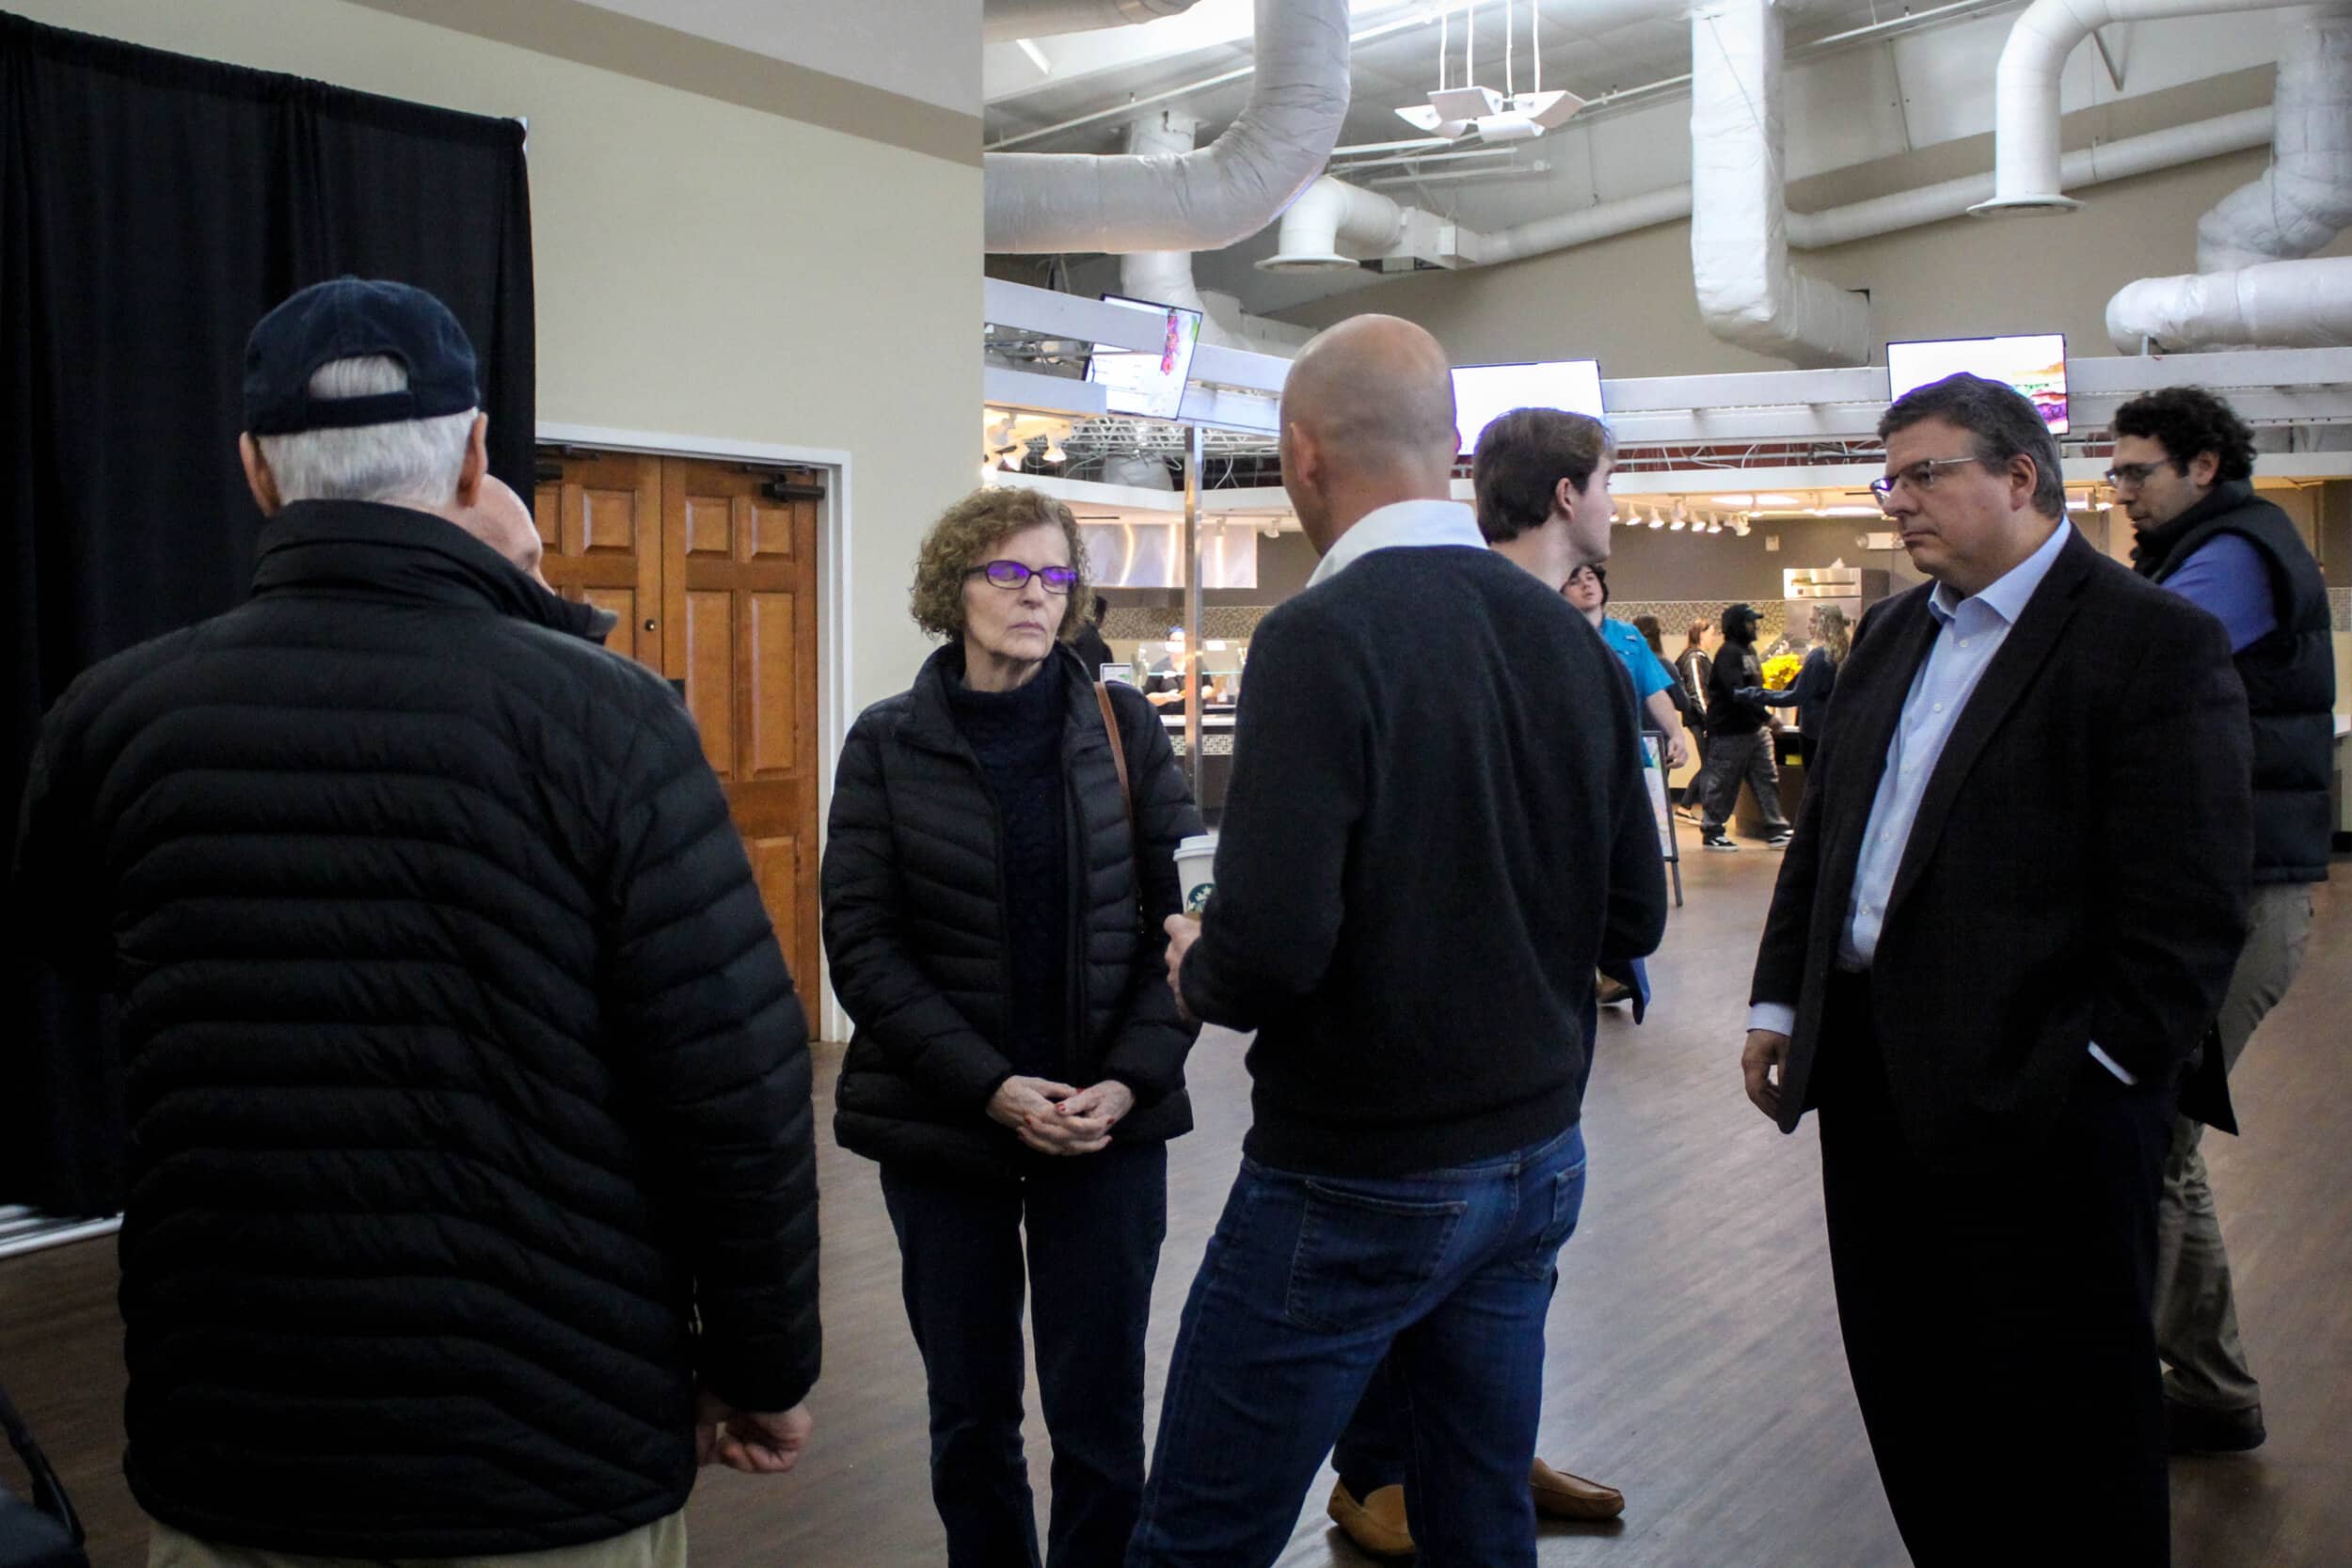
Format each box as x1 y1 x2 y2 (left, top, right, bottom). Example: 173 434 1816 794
1451 359 1607 458
1885 333 2069 435
1086 294 1204 421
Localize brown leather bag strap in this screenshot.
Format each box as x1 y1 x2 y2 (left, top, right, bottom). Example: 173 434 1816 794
1094 680 1135 841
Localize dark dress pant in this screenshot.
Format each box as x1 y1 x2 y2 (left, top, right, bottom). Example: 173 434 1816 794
881 1142 1168 1568
1814 971 2174 1568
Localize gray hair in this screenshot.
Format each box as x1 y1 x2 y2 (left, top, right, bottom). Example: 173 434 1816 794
1878 372 2066 521
255 356 477 507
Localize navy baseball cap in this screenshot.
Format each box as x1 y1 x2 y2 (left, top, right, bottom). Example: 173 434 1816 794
243 277 480 436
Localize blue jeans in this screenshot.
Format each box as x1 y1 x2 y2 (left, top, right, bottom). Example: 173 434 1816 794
1126 1124 1587 1568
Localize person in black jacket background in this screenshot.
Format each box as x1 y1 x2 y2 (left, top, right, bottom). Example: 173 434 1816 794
822 485 1201 1568
1691 602 1792 850
10 280 819 1568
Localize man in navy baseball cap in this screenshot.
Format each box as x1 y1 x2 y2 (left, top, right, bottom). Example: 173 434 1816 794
13 273 825 1567
237 277 490 516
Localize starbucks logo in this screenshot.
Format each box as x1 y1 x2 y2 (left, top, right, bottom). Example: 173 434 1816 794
1185 884 1214 914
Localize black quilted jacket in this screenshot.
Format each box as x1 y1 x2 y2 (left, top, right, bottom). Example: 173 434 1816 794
10 501 819 1558
824 644 1202 1172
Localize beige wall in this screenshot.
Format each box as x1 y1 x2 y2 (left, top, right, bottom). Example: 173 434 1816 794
21 0 979 719
1277 150 2352 376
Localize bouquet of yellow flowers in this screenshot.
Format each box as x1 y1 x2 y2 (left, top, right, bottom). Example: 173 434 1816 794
1761 653 1804 690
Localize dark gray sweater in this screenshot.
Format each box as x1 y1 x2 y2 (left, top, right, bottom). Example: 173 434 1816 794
1179 545 1668 1177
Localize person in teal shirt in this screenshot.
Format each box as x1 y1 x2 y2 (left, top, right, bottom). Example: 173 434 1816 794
1563 562 1691 768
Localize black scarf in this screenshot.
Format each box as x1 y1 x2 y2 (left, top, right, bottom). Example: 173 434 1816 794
2129 479 2253 579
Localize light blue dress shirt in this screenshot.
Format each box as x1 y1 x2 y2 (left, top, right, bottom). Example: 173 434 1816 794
1746 523 2135 1084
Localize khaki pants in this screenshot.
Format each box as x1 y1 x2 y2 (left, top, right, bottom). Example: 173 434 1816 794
2153 880 2315 1414
150 1513 686 1568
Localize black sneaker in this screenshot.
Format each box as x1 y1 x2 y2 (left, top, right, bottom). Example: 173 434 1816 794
1702 832 1738 851
1764 831 1794 849
2165 1399 2265 1454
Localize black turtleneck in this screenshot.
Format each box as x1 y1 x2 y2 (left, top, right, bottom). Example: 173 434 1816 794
946 666 1070 1079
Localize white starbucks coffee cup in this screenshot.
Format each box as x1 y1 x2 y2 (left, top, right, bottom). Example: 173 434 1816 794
1174 833 1217 921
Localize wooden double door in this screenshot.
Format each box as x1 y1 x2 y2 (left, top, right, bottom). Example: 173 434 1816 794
532 451 825 1006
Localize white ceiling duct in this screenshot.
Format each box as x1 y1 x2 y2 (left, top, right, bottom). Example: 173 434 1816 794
2196 6 2352 270
1120 117 1316 353
2107 254 2352 346
984 0 1351 254
1789 107 2275 246
1974 0 2308 214
1479 184 1700 264
2106 7 2352 349
1689 0 1870 366
1259 175 1409 271
984 0 1201 46
1228 105 2267 291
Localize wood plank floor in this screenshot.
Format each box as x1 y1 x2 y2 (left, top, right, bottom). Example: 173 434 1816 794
4 849 2346 1567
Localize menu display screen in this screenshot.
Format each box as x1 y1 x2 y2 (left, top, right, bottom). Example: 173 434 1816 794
1886 333 2069 435
1086 295 1204 421
1451 359 1607 458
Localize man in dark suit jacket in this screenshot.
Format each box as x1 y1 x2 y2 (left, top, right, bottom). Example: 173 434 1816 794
1739 374 2252 1568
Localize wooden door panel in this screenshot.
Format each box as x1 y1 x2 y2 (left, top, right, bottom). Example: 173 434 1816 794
535 449 823 1015
682 588 738 778
684 495 734 560
659 458 825 1005
746 833 803 982
747 592 800 778
533 451 662 671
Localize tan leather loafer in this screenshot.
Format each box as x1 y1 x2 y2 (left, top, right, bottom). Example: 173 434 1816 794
1531 1458 1626 1520
1327 1480 1416 1558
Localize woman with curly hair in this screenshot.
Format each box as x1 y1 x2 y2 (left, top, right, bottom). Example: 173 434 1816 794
820 485 1203 1568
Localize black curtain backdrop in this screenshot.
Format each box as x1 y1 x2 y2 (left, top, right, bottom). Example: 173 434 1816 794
1 12 536 1215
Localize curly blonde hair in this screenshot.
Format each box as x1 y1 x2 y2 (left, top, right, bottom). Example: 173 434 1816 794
911 486 1092 643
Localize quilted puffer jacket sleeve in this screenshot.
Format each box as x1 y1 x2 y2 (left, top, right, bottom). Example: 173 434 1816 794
604 689 819 1416
820 708 1018 1107
12 695 109 989
1097 685 1203 1102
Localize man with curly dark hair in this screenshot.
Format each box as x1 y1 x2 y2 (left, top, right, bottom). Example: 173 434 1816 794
2106 385 2334 1455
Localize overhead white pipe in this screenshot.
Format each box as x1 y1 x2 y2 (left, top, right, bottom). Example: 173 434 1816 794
2196 6 2352 269
1790 107 2276 246
1120 116 1316 353
1479 183 1698 262
984 0 1350 254
1261 175 1409 270
2106 7 2352 348
1974 0 2306 214
1689 0 1870 366
2108 254 2352 345
1225 105 2269 286
984 0 1201 45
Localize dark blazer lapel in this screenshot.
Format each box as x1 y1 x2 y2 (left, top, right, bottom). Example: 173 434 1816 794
1882 531 2094 925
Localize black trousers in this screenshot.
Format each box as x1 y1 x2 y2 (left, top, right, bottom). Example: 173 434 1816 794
1815 973 2175 1568
881 1143 1168 1568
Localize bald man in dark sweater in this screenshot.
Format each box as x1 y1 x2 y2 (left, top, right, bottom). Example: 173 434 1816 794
1127 318 1667 1568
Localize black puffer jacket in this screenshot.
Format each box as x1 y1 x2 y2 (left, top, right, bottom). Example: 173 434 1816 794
824 645 1202 1172
10 501 818 1559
